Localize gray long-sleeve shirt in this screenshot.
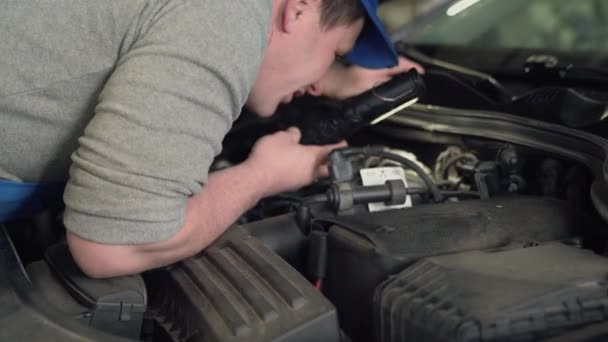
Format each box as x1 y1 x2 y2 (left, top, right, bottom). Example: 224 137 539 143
0 0 271 244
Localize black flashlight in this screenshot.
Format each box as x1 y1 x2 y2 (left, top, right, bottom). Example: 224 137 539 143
276 69 425 145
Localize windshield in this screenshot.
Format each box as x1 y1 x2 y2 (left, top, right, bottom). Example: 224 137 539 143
378 0 608 136
401 0 608 54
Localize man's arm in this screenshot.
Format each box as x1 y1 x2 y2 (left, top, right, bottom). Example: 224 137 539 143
67 128 343 278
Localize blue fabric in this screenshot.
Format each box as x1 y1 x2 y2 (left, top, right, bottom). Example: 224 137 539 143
346 0 399 69
0 180 65 222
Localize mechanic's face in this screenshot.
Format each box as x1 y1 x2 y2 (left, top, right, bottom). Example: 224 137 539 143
246 0 364 117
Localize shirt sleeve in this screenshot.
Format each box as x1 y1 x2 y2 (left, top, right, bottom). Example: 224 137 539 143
63 0 270 244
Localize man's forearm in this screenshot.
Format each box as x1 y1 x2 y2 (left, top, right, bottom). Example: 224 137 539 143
68 160 269 278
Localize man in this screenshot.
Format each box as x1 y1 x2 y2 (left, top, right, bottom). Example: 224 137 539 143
1 0 421 278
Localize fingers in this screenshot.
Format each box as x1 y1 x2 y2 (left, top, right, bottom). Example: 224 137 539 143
387 56 425 76
316 162 330 179
311 140 347 160
409 62 425 75
249 130 346 193
371 76 392 89
401 56 425 74
324 139 348 151
285 127 301 143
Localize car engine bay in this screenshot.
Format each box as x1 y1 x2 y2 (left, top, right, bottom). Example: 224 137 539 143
2 63 608 342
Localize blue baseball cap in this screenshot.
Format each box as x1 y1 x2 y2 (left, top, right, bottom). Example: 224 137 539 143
345 0 399 69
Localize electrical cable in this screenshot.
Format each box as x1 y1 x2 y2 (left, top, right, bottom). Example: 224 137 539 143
337 147 443 203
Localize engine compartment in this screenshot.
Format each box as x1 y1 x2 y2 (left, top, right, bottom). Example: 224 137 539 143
220 117 607 341
4 95 608 341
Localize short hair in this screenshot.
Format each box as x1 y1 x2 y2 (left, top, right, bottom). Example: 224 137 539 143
319 0 366 30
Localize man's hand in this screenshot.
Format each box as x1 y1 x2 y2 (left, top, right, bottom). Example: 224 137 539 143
245 127 346 197
307 56 424 100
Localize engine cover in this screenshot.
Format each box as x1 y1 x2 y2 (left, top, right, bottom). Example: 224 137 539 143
319 196 582 341
146 226 340 342
374 242 608 341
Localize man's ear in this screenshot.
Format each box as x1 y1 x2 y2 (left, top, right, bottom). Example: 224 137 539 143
281 0 310 33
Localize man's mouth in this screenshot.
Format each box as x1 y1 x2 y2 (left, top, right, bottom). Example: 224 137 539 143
282 87 308 104
281 93 295 104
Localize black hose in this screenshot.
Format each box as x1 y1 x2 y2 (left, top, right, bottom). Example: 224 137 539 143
296 193 329 234
302 194 328 205
377 151 443 202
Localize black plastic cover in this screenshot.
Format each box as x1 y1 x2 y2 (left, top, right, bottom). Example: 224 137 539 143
374 242 608 342
0 225 133 342
42 242 147 339
321 196 581 342
147 226 340 342
240 213 308 270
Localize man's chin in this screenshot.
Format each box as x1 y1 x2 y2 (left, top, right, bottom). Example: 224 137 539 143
244 101 279 118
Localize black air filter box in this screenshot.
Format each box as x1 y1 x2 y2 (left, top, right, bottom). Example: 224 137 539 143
147 226 340 342
26 242 147 340
374 242 608 341
321 196 581 341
